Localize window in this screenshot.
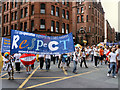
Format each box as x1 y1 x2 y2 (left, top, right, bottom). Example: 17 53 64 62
98 12 99 18
0 6 1 13
56 7 59 16
56 0 59 2
31 5 34 15
66 11 69 20
77 16 80 23
67 0 69 6
31 20 34 32
11 12 14 21
21 9 23 18
86 15 88 22
51 20 55 32
7 2 9 10
92 8 94 14
15 0 17 7
77 8 79 14
15 24 17 30
89 26 91 32
20 23 23 31
62 0 65 5
15 11 17 20
6 14 8 22
11 2 14 8
66 24 69 34
81 15 84 22
81 7 84 13
24 22 27 32
51 5 55 15
21 0 23 4
3 27 6 36
40 19 45 29
62 23 65 33
11 25 13 29
6 26 8 35
4 4 6 11
62 9 65 18
0 17 1 24
4 15 6 23
56 22 59 33
25 7 28 17
40 3 45 14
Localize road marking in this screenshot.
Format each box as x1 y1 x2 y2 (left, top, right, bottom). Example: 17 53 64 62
1 77 64 80
18 65 40 88
62 67 68 75
26 69 99 88
0 73 8 78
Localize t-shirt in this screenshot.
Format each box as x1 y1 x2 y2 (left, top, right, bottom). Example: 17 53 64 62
116 49 120 60
90 48 94 55
109 52 117 63
45 55 51 59
94 48 98 56
73 52 78 61
14 53 21 62
99 49 104 56
104 48 108 54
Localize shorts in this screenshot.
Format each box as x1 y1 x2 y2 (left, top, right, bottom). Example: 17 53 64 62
100 55 103 60
25 65 31 67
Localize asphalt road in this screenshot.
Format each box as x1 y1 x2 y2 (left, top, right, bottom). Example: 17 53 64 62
0 60 119 89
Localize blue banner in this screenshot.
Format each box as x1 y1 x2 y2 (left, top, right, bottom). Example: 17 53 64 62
1 37 10 53
11 30 75 55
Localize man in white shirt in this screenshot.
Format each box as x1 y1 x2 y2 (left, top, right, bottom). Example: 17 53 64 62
107 47 118 78
116 45 120 74
44 55 51 71
14 53 21 72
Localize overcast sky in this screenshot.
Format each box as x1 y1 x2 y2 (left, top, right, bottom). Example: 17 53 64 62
101 0 119 32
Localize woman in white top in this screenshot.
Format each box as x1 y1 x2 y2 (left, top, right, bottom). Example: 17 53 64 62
3 54 14 80
80 47 88 68
107 47 118 78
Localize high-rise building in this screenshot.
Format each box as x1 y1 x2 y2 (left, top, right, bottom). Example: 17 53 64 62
106 20 116 43
72 1 105 45
2 1 72 38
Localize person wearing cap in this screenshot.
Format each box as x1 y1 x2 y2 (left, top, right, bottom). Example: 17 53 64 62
3 53 14 80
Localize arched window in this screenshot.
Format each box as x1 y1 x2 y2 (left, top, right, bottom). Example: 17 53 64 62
40 3 45 14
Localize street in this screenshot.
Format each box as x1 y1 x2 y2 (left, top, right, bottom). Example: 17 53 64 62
0 60 118 89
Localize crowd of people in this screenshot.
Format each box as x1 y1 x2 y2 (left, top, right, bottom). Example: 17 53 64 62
1 44 120 80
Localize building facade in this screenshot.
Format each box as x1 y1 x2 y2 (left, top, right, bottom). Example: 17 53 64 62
106 20 115 43
72 1 105 45
2 1 72 38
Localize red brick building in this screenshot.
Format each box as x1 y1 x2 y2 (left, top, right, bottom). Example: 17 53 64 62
106 20 115 43
72 1 105 45
2 1 72 38
0 1 2 49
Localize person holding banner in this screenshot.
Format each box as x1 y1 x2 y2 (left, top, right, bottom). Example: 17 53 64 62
38 55 44 70
3 53 14 80
44 55 51 71
0 52 3 73
14 53 21 73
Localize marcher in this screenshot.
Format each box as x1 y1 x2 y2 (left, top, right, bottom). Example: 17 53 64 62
94 46 99 67
99 46 104 65
107 47 118 78
80 48 88 68
90 46 94 62
25 64 31 75
44 55 51 71
73 48 79 74
39 55 44 69
14 53 21 73
3 54 14 80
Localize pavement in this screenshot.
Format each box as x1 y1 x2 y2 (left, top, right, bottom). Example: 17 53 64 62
0 60 119 89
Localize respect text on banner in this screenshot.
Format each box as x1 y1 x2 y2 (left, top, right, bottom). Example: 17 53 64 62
10 30 75 55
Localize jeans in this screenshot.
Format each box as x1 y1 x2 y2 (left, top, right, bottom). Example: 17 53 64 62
108 62 117 77
45 59 50 70
73 60 77 73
